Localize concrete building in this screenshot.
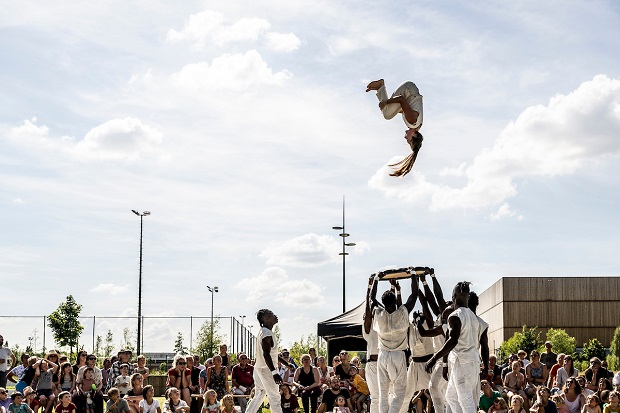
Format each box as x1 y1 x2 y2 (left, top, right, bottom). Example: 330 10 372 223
478 277 620 351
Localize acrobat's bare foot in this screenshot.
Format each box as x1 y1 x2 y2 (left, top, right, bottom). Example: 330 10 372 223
366 79 384 92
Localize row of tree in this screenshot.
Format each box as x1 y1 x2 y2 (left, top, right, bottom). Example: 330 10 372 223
498 325 620 371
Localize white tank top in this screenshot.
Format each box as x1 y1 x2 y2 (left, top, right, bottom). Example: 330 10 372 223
362 324 379 356
373 305 409 351
408 324 435 357
432 315 447 352
448 307 488 363
255 326 278 369
564 394 581 413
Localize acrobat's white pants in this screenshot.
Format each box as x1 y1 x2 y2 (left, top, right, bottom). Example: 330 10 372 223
428 363 448 413
366 361 380 413
246 367 281 413
377 350 407 413
398 361 431 413
376 82 420 120
445 359 479 413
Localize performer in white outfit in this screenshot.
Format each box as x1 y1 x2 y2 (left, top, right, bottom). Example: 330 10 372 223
369 275 418 413
245 309 294 413
363 276 380 413
366 79 424 177
425 282 489 413
398 312 434 413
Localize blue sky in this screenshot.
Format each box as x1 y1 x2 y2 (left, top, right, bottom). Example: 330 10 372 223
1 0 620 353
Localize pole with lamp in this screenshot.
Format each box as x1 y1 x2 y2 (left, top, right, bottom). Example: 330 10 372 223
332 197 355 313
131 210 150 355
207 285 219 355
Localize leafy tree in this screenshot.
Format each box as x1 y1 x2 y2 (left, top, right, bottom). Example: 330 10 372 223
607 326 620 371
289 334 326 365
95 335 102 357
120 328 136 353
104 330 115 358
499 326 543 357
273 326 282 350
581 338 606 362
194 319 224 361
48 295 84 357
174 332 188 355
542 328 576 356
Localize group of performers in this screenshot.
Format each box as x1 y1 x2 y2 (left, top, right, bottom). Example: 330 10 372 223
364 271 489 413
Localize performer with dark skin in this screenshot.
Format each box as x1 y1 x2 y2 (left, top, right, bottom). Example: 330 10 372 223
425 282 489 413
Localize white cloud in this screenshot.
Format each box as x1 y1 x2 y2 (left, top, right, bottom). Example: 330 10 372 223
171 50 292 91
489 203 523 221
370 75 620 211
265 32 301 52
75 117 163 161
13 198 24 204
6 117 162 162
90 283 130 295
260 233 340 268
234 267 325 308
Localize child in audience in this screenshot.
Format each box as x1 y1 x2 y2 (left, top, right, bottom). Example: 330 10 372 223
54 392 76 413
489 398 508 413
219 395 236 413
332 396 350 413
201 390 219 413
347 367 369 413
138 385 160 413
509 395 527 413
583 395 601 413
280 384 299 413
115 366 131 397
107 389 130 413
57 364 75 393
8 392 34 413
22 388 38 413
603 391 620 413
162 388 189 413
551 394 568 413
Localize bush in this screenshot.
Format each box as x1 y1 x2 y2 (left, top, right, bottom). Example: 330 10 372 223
542 328 576 356
500 326 543 358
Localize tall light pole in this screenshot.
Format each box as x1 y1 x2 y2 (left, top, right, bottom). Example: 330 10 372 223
239 315 246 352
332 196 355 313
207 285 219 354
132 210 150 355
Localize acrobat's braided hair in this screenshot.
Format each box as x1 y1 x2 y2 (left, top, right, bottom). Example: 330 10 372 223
256 309 270 326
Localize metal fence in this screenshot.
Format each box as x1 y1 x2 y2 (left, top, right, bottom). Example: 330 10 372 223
0 315 256 358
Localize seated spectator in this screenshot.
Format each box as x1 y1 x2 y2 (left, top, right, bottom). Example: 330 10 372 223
585 360 612 392
167 357 191 405
8 354 30 388
603 391 620 413
334 352 351 381
549 355 566 389
57 363 75 394
504 361 528 410
613 371 620 392
480 381 503 413
525 351 549 401
308 349 318 367
219 394 235 413
204 355 229 401
583 394 601 413
503 356 519 383
134 357 149 383
280 383 299 413
108 351 134 391
293 355 321 413
34 359 59 413
557 356 579 391
114 365 131 397
15 357 37 394
333 395 351 413
8 391 34 413
198 359 213 394
489 398 509 413
281 350 297 371
487 355 503 391
577 377 595 397
315 357 334 392
318 377 352 413
346 366 368 413
138 385 160 413
201 390 219 413
349 358 364 380
162 388 189 413
231 353 254 413
22 388 38 413
564 378 586 413
184 357 200 413
551 394 567 413
0 388 11 413
517 351 530 369
509 395 527 413
529 387 557 413
107 388 130 413
331 357 341 375
124 373 144 413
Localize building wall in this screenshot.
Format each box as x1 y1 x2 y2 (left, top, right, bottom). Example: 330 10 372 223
478 277 620 351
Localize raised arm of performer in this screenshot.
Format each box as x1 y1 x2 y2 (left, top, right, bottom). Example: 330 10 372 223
390 280 403 307
364 275 375 335
404 275 419 313
417 291 435 330
429 269 448 313
419 273 440 316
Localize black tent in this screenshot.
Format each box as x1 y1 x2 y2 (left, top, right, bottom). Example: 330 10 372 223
317 302 367 362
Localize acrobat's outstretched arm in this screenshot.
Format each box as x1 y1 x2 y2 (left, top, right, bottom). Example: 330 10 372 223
420 273 440 316
430 270 448 312
390 279 403 307
364 275 375 334
418 290 435 330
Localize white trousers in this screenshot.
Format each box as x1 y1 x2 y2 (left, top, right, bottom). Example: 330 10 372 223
366 361 379 413
445 359 479 413
428 363 448 413
246 367 281 413
398 361 431 413
377 350 407 413
376 82 420 121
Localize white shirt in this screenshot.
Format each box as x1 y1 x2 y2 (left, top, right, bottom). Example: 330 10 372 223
432 315 447 353
255 327 278 370
448 307 488 364
362 325 379 356
0 348 13 372
403 94 423 130
408 324 435 357
139 399 160 413
373 305 409 351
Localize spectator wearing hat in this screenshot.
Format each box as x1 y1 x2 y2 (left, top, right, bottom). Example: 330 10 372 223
108 351 134 391
517 350 530 369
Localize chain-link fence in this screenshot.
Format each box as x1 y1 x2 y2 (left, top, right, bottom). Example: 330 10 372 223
0 315 256 358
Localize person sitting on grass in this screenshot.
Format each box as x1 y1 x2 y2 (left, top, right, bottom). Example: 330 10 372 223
1 388 11 413
488 398 508 413
280 383 299 413
106 388 130 413
219 395 235 413
480 380 503 413
34 360 58 413
332 396 350 413
603 391 620 413
8 392 34 413
162 388 189 413
138 385 160 413
582 395 601 413
201 390 220 413
509 395 527 413
529 387 558 413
